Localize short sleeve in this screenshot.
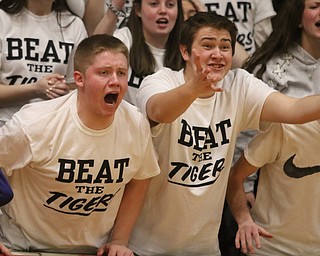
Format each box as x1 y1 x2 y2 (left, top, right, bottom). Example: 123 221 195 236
244 123 283 168
0 116 33 175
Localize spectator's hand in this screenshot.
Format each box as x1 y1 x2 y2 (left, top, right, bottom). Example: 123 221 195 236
235 219 273 255
45 80 70 99
35 73 69 99
0 243 12 256
245 192 256 208
190 48 223 98
97 241 134 256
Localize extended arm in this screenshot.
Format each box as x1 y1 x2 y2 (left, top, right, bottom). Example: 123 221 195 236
146 49 223 125
146 79 200 124
227 155 273 254
97 178 151 256
261 92 320 124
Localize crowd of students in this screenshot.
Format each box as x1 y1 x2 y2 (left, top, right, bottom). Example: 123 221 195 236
0 0 319 255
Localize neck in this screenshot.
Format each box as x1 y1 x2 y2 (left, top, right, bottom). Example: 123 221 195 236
143 30 168 49
183 64 193 82
26 0 54 15
77 100 114 130
301 34 320 60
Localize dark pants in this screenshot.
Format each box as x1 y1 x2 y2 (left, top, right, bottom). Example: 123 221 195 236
219 201 241 256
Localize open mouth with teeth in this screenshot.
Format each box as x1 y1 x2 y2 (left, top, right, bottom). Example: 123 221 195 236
104 92 118 105
316 21 320 27
156 18 169 24
208 63 224 69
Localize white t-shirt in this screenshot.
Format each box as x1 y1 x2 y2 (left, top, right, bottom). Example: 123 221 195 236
0 91 160 253
201 0 276 54
244 121 320 256
129 67 275 255
0 8 87 124
114 27 165 106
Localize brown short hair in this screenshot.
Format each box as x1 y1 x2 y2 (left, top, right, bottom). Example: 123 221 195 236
180 12 238 56
74 34 129 73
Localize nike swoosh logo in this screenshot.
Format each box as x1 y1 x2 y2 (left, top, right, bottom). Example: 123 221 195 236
283 154 320 179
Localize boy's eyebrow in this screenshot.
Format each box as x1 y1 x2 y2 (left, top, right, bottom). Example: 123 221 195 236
221 38 232 43
200 36 232 43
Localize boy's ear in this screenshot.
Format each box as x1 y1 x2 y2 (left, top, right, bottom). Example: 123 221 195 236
180 44 190 62
74 71 84 88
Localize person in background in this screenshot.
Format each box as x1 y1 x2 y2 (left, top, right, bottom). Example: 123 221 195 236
0 34 160 256
127 12 320 255
227 121 320 255
243 0 319 84
242 0 320 206
0 0 87 127
226 0 320 254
